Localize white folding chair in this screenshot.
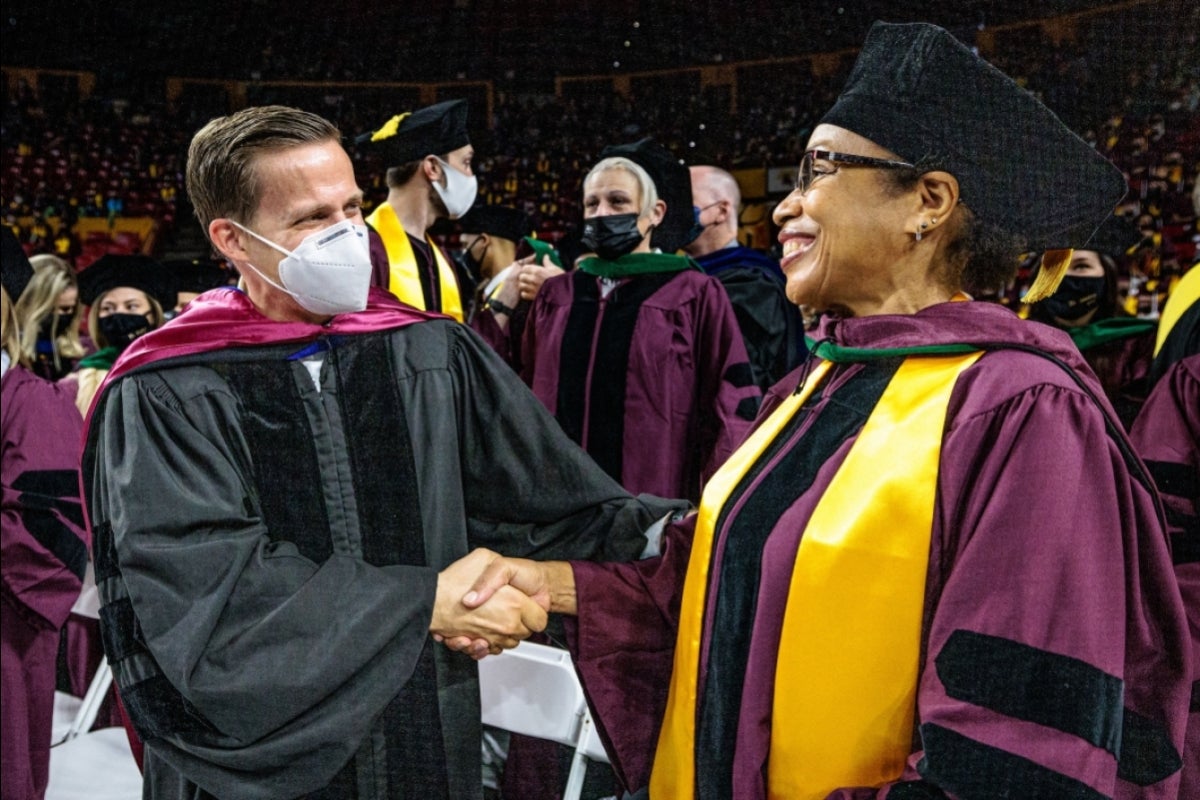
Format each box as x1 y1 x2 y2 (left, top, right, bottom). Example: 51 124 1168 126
478 640 611 800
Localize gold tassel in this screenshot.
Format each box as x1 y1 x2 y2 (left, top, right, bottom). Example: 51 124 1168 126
370 112 411 142
1023 248 1074 304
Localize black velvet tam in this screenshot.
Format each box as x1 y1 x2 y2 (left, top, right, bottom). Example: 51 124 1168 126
458 204 534 243
361 98 470 166
78 254 175 308
820 21 1125 251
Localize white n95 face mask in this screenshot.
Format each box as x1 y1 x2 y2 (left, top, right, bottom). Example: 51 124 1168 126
232 218 372 316
432 157 478 219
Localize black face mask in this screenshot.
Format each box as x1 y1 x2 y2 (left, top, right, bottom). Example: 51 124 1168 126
1038 275 1105 322
99 313 153 349
580 213 647 261
39 313 71 340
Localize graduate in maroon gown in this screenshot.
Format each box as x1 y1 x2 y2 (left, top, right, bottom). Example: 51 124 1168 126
1026 215 1158 428
2 232 88 800
520 141 760 503
455 22 1192 800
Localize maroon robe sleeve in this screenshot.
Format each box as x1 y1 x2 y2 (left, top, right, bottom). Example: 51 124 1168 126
692 275 760 486
565 515 696 791
1129 354 1200 800
837 365 1191 799
1 367 87 630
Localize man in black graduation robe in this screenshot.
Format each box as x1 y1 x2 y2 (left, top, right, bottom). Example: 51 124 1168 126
82 105 681 800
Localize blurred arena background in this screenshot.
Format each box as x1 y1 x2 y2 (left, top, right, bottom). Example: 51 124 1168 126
2 0 1195 309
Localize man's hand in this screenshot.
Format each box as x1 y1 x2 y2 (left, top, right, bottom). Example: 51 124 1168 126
430 549 549 655
440 555 576 660
516 255 564 301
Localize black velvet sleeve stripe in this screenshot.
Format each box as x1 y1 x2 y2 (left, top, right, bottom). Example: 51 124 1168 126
1171 527 1200 565
120 674 220 741
724 361 755 389
1145 460 1198 499
918 723 1110 800
99 597 146 663
1191 681 1200 714
735 395 761 421
23 508 88 580
12 469 86 529
1117 706 1184 785
888 781 950 800
92 521 119 583
935 630 1123 755
16 469 87 579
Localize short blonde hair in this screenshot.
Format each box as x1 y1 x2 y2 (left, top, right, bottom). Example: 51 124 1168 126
584 157 659 218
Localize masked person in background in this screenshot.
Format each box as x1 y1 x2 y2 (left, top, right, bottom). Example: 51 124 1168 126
520 140 760 504
14 254 88 380
1026 214 1159 428
360 99 477 321
59 254 173 417
460 203 542 363
81 105 684 800
684 166 801 392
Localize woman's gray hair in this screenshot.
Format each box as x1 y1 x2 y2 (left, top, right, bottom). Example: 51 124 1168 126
584 157 659 217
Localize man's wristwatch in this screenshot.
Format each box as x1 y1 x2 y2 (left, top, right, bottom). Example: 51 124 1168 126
488 298 516 317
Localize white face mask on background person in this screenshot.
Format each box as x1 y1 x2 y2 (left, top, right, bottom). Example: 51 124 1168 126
432 157 478 219
231 218 372 316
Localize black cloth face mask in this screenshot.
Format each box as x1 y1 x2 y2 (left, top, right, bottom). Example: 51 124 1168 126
580 213 648 261
39 313 72 340
1038 275 1104 322
99 313 153 350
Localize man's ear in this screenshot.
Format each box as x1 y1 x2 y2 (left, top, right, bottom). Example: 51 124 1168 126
422 155 443 184
208 219 247 262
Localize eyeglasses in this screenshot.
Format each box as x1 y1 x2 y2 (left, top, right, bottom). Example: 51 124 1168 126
795 149 915 194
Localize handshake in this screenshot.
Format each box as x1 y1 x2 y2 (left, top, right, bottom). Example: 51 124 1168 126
429 548 574 659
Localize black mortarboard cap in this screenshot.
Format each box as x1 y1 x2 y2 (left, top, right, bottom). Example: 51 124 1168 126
78 254 175 308
599 138 698 254
1 227 34 301
360 99 471 166
1081 214 1143 258
164 257 233 296
458 205 534 243
820 22 1125 252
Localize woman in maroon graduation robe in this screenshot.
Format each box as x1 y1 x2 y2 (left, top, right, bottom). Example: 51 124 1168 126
2 281 88 800
457 22 1193 800
520 145 759 503
1026 218 1158 429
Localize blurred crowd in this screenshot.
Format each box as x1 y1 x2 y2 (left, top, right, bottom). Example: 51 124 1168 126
4 5 1198 294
